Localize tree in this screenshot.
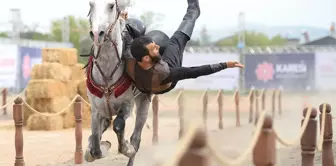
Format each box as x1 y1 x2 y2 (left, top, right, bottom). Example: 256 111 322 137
199 25 210 46
215 31 287 47
50 15 90 49
139 11 165 32
20 31 53 41
50 15 90 64
0 32 8 38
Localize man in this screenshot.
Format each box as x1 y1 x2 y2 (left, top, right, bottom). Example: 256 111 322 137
126 0 244 95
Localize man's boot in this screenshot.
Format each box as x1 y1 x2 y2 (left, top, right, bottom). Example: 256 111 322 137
177 0 201 39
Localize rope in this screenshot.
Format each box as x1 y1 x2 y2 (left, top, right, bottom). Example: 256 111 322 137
161 120 203 166
22 94 80 117
205 89 221 106
255 89 264 100
158 90 183 107
0 89 26 110
316 103 326 151
22 94 151 129
162 110 268 166
207 110 267 165
273 106 313 146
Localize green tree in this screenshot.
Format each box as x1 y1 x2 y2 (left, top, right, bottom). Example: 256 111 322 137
139 11 165 32
50 15 90 64
215 31 287 47
20 31 53 41
51 15 90 49
0 32 8 38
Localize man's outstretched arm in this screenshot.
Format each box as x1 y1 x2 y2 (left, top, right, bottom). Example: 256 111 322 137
161 62 244 84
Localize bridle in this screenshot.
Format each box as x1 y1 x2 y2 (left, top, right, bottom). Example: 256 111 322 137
87 1 127 115
88 0 123 96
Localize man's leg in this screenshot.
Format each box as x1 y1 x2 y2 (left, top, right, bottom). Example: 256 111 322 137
162 0 200 68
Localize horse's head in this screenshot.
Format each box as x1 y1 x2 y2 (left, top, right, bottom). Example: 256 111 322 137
88 0 131 45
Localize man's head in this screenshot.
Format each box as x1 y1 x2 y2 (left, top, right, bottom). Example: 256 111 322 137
130 36 162 63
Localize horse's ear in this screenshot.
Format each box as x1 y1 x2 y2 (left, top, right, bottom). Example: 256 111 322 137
116 0 131 10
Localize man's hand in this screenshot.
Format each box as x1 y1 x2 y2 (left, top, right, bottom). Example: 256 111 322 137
225 61 244 68
120 11 128 20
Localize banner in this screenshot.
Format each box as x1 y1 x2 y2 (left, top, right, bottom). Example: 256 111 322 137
0 44 18 88
175 52 240 90
18 47 42 90
244 53 315 91
315 51 336 90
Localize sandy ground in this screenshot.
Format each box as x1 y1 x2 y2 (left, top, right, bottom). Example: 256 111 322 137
1 90 336 166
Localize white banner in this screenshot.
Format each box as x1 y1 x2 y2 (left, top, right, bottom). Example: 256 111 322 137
315 51 336 90
175 52 240 90
0 44 18 88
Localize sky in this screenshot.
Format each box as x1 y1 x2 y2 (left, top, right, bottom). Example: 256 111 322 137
0 0 335 35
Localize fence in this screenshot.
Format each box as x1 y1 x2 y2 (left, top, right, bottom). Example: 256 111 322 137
1 87 334 165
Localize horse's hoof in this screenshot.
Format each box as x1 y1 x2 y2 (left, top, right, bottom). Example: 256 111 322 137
122 141 136 158
100 141 112 158
90 148 103 160
84 149 95 162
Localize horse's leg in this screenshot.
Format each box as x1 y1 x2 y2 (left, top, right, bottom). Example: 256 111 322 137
127 92 151 166
113 101 136 158
84 104 111 162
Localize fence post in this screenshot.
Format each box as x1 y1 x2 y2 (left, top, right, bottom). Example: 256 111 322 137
234 90 240 127
178 127 209 166
271 89 276 119
217 90 223 129
74 96 83 164
178 90 185 139
252 114 276 166
202 90 208 128
301 107 317 166
248 89 254 124
261 89 266 111
152 95 159 145
2 88 8 115
2 88 7 115
254 90 260 125
278 89 282 115
13 97 24 166
319 103 334 166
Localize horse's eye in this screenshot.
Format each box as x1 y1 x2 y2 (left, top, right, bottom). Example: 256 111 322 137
108 3 114 10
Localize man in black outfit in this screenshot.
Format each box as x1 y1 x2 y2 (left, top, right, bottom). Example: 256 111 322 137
125 0 244 95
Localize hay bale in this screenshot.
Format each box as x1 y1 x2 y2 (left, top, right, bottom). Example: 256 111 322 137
26 79 67 98
62 110 75 129
70 63 86 80
31 62 71 81
23 97 34 126
30 96 72 113
82 103 91 128
78 79 88 101
42 48 78 66
26 114 64 131
66 80 81 99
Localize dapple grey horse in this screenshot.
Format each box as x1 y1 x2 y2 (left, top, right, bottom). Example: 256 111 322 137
84 0 151 165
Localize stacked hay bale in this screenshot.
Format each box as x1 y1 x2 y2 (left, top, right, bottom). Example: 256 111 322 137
24 48 91 131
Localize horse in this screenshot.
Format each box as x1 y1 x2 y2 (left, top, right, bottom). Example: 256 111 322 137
84 0 151 165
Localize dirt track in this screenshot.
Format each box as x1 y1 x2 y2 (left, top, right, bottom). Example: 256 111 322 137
1 91 336 166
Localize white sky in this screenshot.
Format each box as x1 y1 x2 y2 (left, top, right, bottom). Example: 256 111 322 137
0 0 334 33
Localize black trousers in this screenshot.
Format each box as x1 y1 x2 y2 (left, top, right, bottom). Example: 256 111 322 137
158 31 190 94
